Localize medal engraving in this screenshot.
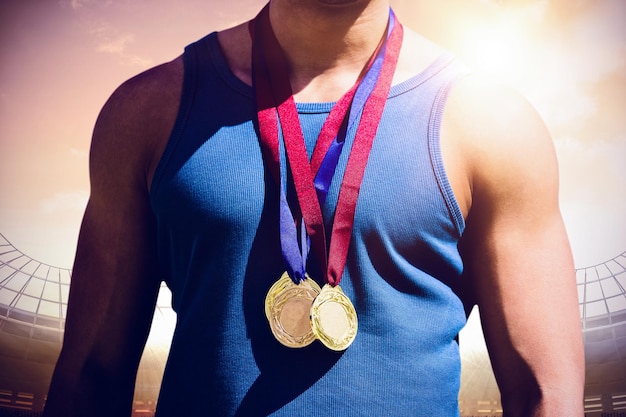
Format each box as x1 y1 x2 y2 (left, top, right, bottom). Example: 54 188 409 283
264 273 293 321
265 272 321 348
310 284 358 351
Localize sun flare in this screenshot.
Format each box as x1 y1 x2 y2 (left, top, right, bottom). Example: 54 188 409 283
460 19 530 84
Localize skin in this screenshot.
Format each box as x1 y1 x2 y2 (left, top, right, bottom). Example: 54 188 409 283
43 0 584 415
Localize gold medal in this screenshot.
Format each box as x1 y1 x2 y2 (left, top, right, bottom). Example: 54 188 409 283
310 284 358 351
265 272 321 348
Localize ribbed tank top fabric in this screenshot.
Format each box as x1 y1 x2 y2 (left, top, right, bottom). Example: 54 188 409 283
150 31 470 417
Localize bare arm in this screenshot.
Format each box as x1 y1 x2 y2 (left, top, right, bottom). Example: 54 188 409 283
443 77 585 416
44 58 182 417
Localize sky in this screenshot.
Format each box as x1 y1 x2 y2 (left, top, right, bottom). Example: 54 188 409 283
0 0 625 269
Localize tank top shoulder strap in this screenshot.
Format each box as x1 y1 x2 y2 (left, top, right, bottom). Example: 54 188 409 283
150 32 253 199
428 57 471 235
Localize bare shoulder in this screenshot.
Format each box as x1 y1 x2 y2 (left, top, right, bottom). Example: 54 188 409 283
92 56 184 190
444 74 551 152
441 75 558 215
97 56 184 137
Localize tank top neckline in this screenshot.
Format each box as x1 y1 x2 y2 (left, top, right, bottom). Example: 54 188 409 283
203 31 456 114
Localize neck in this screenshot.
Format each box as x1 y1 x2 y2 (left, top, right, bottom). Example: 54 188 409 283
268 0 390 101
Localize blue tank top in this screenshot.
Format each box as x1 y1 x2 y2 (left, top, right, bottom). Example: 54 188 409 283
150 32 469 416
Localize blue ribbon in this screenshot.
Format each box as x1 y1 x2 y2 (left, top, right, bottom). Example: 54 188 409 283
314 11 395 206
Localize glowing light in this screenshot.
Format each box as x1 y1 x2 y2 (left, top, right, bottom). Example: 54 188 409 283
460 19 529 84
471 36 516 75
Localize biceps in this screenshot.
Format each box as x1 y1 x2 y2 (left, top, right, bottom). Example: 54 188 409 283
62 196 160 368
461 207 582 397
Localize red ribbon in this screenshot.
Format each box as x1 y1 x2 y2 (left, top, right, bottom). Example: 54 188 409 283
252 4 403 286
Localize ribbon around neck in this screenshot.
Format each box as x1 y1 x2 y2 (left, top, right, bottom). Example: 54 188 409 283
251 4 404 286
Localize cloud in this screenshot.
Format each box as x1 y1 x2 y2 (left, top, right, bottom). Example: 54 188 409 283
41 190 89 214
564 2 625 83
562 198 626 267
79 12 153 68
70 0 87 10
69 147 88 158
556 135 626 266
92 28 153 67
510 2 625 136
525 74 597 132
97 33 134 55
59 0 112 11
556 134 626 233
